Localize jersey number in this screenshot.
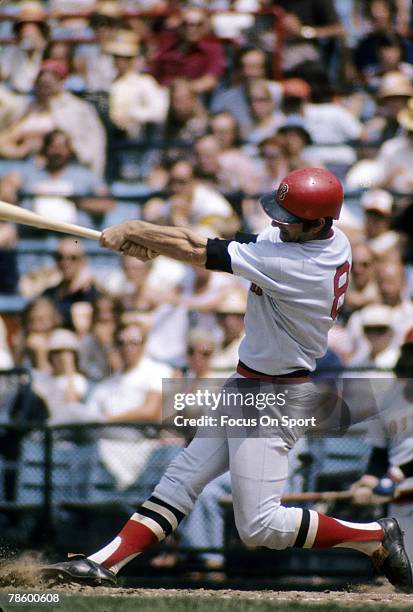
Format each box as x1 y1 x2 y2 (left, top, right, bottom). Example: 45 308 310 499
330 261 350 320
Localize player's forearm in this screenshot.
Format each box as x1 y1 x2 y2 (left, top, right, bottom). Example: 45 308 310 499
124 221 207 266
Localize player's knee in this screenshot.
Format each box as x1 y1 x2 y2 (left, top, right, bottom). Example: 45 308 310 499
237 523 291 549
235 504 301 550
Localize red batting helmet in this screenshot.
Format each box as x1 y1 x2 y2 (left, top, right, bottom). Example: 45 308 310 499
260 167 344 224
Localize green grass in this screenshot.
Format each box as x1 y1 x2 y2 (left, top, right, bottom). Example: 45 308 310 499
2 597 409 612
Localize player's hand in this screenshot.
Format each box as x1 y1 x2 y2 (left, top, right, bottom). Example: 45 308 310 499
100 224 131 252
120 240 159 261
349 475 378 505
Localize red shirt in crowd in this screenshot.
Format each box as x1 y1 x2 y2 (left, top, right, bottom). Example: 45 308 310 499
150 34 225 85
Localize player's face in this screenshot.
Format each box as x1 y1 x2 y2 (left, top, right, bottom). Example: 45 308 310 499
271 220 304 242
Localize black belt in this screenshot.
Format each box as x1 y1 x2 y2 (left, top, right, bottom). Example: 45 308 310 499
237 361 311 382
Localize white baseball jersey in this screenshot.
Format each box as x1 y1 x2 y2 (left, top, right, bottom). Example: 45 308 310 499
227 226 352 375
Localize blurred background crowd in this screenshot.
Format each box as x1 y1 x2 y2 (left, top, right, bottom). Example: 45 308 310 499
0 0 413 576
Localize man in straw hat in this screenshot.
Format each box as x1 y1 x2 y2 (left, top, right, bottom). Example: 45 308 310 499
104 31 168 140
374 91 413 192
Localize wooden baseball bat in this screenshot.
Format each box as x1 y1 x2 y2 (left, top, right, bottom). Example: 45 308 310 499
0 199 101 240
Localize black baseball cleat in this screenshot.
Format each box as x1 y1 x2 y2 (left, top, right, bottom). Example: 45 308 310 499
371 518 413 592
42 555 117 586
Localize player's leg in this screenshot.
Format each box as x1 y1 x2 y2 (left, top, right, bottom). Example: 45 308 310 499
45 434 229 583
228 436 412 591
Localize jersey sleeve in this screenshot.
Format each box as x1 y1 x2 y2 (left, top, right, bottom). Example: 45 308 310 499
227 239 282 292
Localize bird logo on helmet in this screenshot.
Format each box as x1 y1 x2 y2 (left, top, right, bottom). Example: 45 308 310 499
260 167 344 225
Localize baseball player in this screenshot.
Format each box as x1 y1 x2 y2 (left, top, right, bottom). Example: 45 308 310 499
351 328 413 559
46 168 412 591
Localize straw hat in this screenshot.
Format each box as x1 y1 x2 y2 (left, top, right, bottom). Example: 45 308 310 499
361 189 393 216
13 1 49 37
48 329 80 353
378 72 413 100
103 30 139 58
360 305 393 329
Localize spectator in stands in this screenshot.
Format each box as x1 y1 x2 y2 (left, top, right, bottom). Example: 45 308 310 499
31 328 89 423
73 10 118 93
302 72 363 168
43 40 83 93
13 296 61 371
348 304 399 369
194 134 258 194
105 31 168 140
210 289 247 377
243 80 284 144
211 46 282 133
273 0 344 74
347 260 413 359
0 60 107 176
78 294 122 382
85 323 175 490
150 7 225 95
280 78 311 118
361 189 401 257
144 159 239 237
363 71 413 144
374 97 413 192
0 130 112 229
0 2 50 93
42 238 99 328
103 255 153 307
156 79 208 169
186 327 218 379
364 33 413 89
344 243 380 315
355 0 413 79
276 119 322 169
254 135 290 192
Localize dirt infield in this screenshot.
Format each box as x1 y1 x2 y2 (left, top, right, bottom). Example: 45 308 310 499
1 586 413 612
1 554 413 611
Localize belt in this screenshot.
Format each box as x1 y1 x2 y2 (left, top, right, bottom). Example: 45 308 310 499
236 361 311 383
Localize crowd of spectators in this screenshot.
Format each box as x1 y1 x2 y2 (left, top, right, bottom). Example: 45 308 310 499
1 0 413 570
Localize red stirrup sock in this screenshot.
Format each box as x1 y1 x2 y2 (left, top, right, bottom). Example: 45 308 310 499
293 509 384 555
88 496 185 573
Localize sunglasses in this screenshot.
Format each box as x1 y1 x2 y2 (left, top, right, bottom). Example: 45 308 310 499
55 253 83 262
117 338 144 346
363 326 391 334
188 347 213 357
354 261 373 268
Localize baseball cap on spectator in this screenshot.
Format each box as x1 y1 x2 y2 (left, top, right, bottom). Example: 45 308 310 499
398 97 413 131
39 60 69 80
103 30 139 57
361 189 393 216
215 290 247 314
277 116 312 145
282 78 311 99
377 72 413 100
13 1 49 38
48 329 80 353
360 305 393 330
